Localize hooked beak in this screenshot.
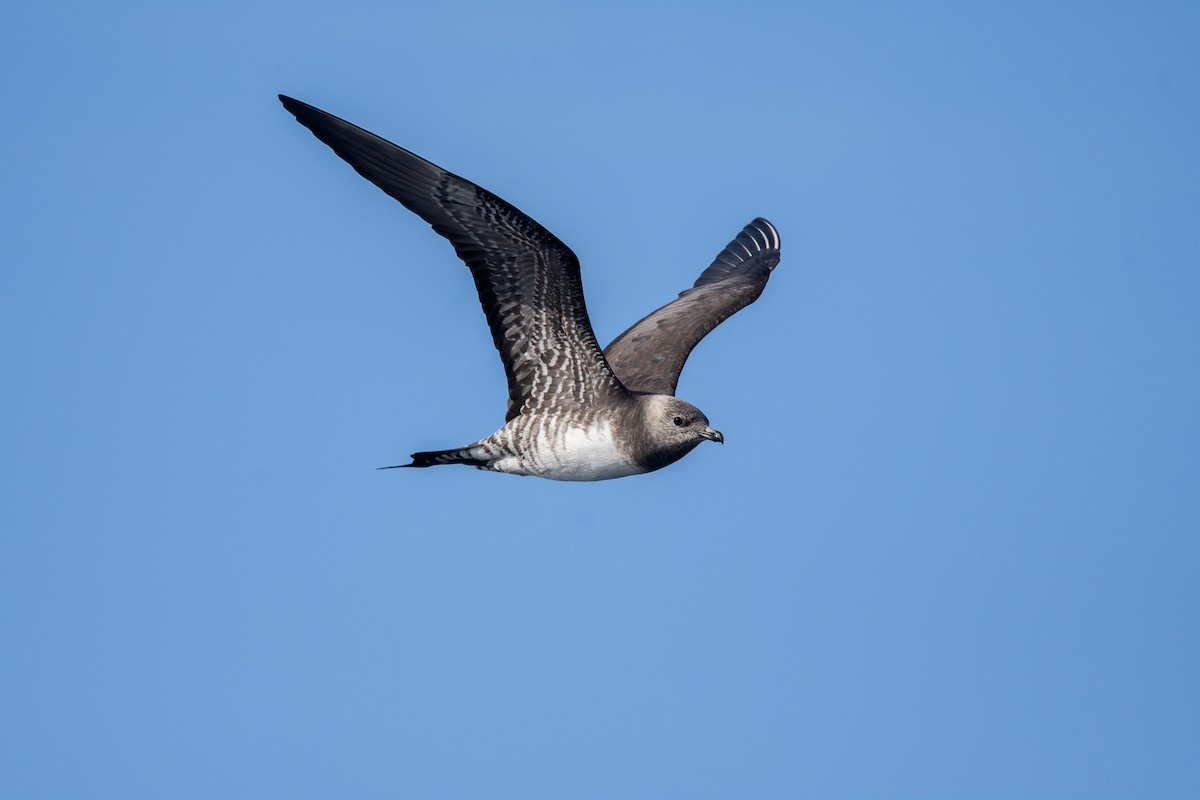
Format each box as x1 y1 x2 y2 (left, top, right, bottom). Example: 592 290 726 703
699 426 724 444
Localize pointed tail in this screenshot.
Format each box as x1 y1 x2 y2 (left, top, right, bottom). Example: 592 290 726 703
378 444 491 470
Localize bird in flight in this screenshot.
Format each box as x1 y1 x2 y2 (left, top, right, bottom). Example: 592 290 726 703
280 95 781 481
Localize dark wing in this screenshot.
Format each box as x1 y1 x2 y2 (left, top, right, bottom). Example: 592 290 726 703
279 95 625 421
603 218 780 395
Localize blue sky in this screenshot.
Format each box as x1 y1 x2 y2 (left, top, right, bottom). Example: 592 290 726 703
2 2 1197 798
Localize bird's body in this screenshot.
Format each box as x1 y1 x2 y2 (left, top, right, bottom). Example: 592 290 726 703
493 411 637 482
279 95 781 480
414 394 715 481
436 407 639 482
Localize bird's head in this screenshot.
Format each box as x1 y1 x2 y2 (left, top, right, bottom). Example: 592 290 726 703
654 396 723 446
630 394 723 471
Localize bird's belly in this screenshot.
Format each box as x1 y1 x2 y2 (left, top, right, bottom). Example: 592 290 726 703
495 419 642 482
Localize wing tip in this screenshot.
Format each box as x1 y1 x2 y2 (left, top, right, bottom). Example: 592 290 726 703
689 217 781 288
746 217 781 251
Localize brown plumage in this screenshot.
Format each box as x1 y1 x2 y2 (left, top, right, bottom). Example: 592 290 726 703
279 95 782 479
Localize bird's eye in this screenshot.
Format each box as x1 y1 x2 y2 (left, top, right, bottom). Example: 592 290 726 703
673 416 686 426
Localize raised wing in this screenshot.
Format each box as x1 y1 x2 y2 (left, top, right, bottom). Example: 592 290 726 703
279 95 625 421
603 218 780 395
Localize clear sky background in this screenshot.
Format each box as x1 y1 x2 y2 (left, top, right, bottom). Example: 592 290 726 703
2 2 1197 798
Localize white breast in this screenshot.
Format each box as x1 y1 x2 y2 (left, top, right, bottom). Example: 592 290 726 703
493 417 643 482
